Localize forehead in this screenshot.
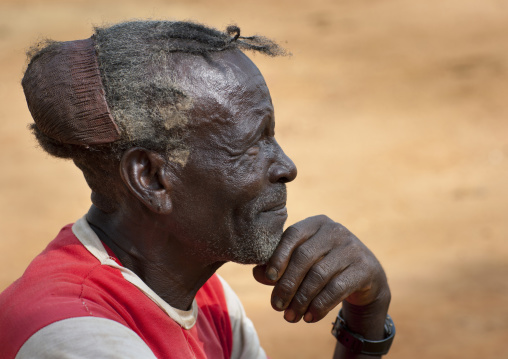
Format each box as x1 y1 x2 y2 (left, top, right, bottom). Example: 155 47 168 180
169 50 273 129
170 49 267 94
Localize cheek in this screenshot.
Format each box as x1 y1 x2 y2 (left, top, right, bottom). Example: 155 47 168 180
178 141 270 209
227 156 267 198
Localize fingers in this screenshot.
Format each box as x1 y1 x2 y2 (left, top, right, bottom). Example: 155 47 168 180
297 265 371 323
270 216 386 323
269 225 336 313
279 256 373 324
257 214 387 325
264 215 326 282
253 265 275 286
278 248 349 322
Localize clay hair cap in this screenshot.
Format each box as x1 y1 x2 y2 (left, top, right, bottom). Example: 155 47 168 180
22 37 121 146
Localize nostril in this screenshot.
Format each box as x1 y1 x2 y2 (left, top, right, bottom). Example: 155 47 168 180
278 176 290 184
271 161 297 184
270 141 297 183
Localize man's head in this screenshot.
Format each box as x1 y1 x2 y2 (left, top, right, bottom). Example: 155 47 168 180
22 20 296 264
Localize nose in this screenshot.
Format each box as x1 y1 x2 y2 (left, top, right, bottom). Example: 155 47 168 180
269 140 297 184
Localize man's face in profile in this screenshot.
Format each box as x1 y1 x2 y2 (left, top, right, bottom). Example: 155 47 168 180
165 50 297 264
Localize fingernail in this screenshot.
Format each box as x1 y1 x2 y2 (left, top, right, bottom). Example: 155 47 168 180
304 312 313 323
275 298 284 310
266 267 278 281
285 309 296 322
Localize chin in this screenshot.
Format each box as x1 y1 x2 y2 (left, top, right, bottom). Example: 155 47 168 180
229 225 283 265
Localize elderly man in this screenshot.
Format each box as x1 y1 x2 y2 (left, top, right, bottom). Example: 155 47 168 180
0 21 394 358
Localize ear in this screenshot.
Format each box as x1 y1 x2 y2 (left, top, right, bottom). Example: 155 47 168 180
119 148 173 214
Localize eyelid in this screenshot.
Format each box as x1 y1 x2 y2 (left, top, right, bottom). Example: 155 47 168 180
251 125 273 149
240 114 274 157
246 145 260 155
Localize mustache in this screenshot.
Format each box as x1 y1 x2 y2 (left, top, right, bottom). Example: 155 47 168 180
256 185 287 211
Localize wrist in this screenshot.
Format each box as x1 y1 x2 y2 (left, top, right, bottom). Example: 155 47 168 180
342 288 391 340
332 308 395 357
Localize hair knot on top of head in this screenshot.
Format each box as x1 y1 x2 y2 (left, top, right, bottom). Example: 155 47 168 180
226 25 241 41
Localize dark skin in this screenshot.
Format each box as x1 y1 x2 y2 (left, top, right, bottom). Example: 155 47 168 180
87 49 390 358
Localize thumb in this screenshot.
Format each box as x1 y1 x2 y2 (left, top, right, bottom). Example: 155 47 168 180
252 264 277 286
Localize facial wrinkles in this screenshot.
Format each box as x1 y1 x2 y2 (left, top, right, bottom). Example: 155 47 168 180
170 51 290 265
188 124 285 264
187 89 273 168
217 115 272 159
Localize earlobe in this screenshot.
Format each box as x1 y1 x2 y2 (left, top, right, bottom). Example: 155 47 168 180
120 148 173 214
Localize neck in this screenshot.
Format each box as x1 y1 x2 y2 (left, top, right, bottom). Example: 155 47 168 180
86 205 224 310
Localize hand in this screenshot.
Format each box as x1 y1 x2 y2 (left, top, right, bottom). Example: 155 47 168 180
253 215 390 323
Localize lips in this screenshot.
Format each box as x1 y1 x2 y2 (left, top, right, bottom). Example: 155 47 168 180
265 202 286 212
259 186 287 214
261 202 288 219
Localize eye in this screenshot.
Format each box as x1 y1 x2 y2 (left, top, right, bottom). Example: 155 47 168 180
246 145 260 156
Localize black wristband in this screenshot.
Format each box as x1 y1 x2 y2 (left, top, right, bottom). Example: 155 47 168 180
331 309 395 356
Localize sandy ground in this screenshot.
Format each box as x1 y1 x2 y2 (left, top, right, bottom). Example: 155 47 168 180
1 0 507 358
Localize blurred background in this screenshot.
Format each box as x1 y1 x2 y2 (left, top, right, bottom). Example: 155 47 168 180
1 0 507 358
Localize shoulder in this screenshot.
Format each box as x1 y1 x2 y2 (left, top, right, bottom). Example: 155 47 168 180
0 224 128 358
15 317 156 359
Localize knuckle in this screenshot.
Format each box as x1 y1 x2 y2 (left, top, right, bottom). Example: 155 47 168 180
275 279 296 299
293 245 313 264
330 278 347 297
354 251 374 270
284 225 302 242
310 296 328 316
333 223 348 236
311 282 343 317
313 214 330 223
292 291 310 309
308 263 328 283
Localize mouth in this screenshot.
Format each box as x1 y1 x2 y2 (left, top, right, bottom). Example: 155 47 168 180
262 202 287 215
259 186 288 216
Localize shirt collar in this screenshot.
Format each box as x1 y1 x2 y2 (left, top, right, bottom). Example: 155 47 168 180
72 216 199 329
